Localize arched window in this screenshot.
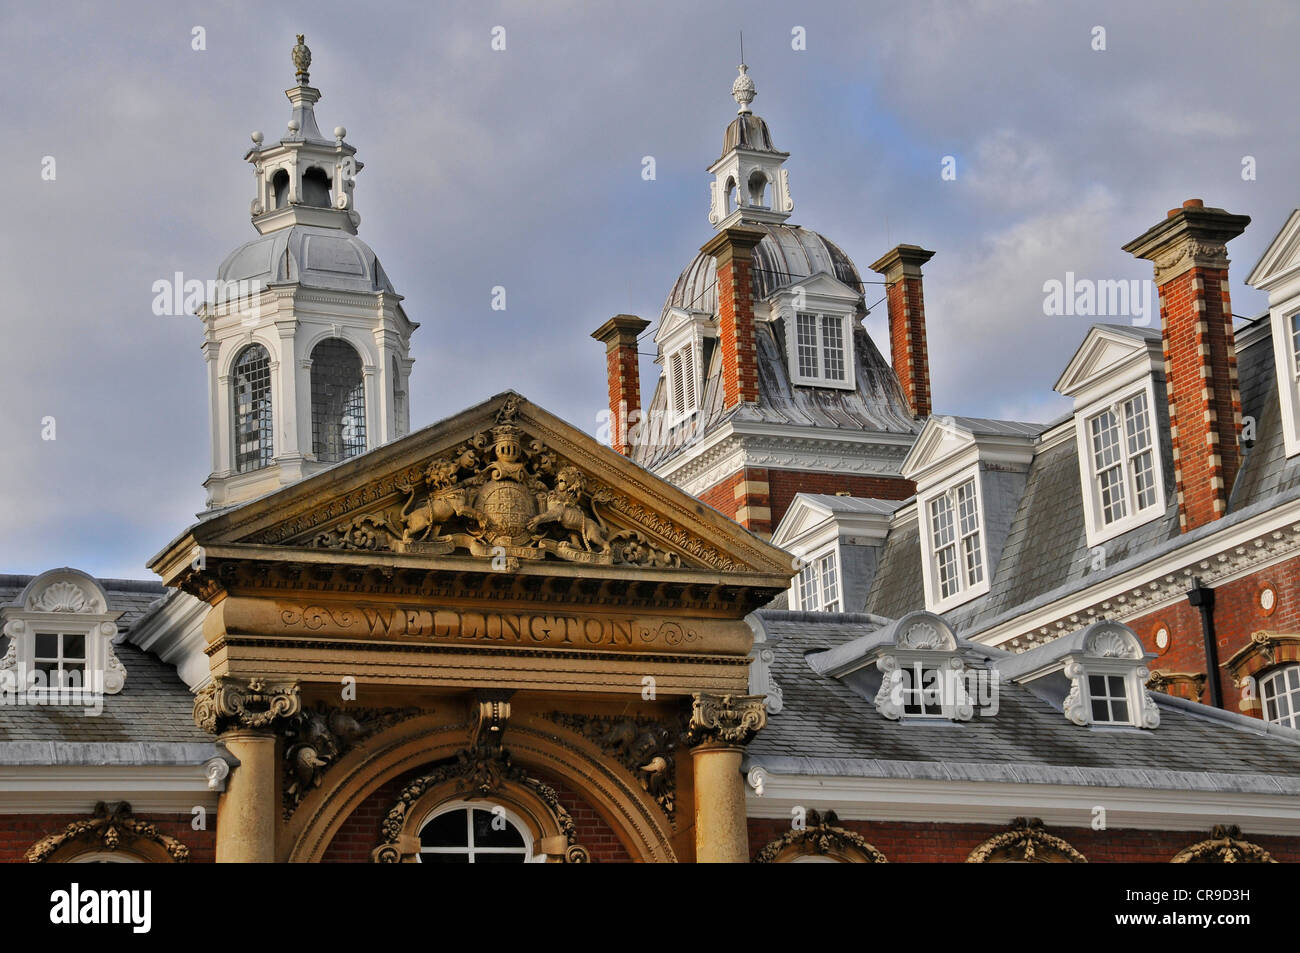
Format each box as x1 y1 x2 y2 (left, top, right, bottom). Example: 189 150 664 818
725 176 737 215
272 169 290 208
1260 664 1300 728
232 344 273 472
302 167 332 208
748 170 769 208
417 802 534 863
310 339 366 463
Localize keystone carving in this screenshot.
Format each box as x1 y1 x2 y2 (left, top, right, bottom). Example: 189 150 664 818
26 801 190 863
684 692 767 748
193 677 302 734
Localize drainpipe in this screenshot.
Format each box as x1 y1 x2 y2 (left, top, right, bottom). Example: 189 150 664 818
1186 579 1222 709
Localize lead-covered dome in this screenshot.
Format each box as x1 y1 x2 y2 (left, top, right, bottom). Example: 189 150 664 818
217 224 395 294
663 223 865 319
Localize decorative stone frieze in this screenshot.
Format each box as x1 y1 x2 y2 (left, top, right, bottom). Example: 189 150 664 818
549 711 684 818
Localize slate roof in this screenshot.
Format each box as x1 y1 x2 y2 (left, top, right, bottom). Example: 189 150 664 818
0 576 213 757
749 610 1300 794
863 316 1299 635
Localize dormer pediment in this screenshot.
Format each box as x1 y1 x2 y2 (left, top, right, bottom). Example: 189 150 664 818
654 307 714 348
1054 325 1163 406
1247 208 1300 296
901 416 1037 487
766 270 861 306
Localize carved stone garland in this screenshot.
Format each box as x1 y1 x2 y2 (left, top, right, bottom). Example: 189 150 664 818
26 801 191 863
965 817 1087 863
281 702 422 818
548 712 685 820
1171 825 1276 864
753 809 887 863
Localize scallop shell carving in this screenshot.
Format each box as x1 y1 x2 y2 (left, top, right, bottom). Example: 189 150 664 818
1087 628 1133 659
33 581 88 612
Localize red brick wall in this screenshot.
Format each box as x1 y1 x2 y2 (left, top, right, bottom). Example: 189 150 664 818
887 274 931 418
321 767 631 863
0 812 215 863
604 343 642 456
1159 264 1242 531
1128 555 1300 712
712 231 762 408
767 470 915 527
747 817 1300 863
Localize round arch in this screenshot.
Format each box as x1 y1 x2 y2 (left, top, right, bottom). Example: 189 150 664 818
283 711 677 863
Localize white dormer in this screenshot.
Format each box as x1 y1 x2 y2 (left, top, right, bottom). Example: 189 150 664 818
807 611 975 722
768 272 861 390
902 417 1039 613
992 621 1159 729
1055 326 1168 547
772 494 899 612
0 569 128 701
654 307 713 423
1247 208 1300 459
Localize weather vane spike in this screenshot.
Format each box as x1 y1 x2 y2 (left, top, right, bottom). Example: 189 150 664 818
292 33 312 84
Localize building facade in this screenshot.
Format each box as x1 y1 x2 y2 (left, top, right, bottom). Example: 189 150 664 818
2 40 1299 863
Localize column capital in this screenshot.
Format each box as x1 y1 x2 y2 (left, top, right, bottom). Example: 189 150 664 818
685 692 767 749
193 676 302 735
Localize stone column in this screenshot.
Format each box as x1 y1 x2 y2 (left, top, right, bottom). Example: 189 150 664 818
686 693 766 863
193 677 302 864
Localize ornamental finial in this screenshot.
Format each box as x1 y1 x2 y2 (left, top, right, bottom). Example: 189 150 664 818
732 63 756 115
292 34 311 84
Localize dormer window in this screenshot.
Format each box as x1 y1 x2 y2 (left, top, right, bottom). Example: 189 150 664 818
921 475 988 609
1087 673 1132 724
794 312 847 384
1260 664 1300 729
0 569 127 704
1087 391 1157 527
668 343 698 421
794 549 840 612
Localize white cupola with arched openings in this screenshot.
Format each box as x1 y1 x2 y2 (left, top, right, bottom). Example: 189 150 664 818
199 36 418 508
708 64 794 230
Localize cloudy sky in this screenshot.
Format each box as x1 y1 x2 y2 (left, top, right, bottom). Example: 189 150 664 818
2 0 1297 578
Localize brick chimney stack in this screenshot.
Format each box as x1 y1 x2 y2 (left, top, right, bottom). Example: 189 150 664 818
591 314 650 456
701 226 766 409
870 244 936 419
1124 199 1251 532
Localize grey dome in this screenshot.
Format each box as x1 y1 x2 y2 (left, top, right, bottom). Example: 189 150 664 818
217 224 395 294
663 223 865 319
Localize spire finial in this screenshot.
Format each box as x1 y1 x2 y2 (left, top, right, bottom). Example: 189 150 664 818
292 34 312 85
732 63 756 115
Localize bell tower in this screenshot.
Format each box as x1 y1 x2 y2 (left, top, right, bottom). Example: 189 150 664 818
707 64 794 230
199 36 418 509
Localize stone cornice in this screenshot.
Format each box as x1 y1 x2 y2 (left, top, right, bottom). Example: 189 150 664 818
975 504 1300 653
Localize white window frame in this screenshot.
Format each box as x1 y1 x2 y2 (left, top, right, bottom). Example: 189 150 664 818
791 545 842 612
415 800 540 864
1074 376 1168 547
1260 664 1300 729
1275 307 1300 459
918 469 991 613
789 310 853 388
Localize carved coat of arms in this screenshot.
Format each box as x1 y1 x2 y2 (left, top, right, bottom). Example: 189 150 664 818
313 400 678 568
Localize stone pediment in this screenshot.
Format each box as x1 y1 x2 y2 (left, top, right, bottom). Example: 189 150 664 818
154 392 792 583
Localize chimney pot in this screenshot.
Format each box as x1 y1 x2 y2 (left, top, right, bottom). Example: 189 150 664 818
1183 198 1204 209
